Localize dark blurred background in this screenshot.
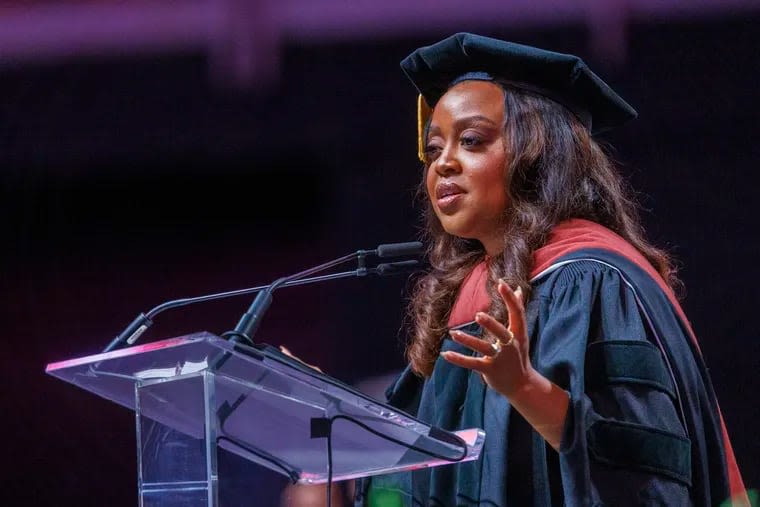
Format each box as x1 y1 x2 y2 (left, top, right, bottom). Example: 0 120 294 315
2 1 759 505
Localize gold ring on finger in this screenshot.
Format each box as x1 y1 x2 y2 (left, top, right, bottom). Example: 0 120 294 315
504 329 515 347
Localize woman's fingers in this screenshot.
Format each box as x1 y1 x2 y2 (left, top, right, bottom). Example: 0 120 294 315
443 329 499 376
449 329 499 357
440 348 490 373
474 311 509 341
279 345 323 372
497 279 526 338
443 280 533 396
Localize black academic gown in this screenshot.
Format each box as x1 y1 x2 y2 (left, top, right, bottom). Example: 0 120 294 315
354 248 736 507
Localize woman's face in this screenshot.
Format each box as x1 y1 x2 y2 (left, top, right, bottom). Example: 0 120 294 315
425 80 510 255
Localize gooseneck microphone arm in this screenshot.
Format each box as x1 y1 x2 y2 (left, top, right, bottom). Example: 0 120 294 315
101 242 423 353
222 242 423 345
222 250 366 345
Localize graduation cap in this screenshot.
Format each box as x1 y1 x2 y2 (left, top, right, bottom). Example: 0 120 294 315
400 32 638 161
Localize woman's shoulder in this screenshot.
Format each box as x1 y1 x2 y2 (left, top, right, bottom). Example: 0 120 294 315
531 248 663 299
531 219 668 293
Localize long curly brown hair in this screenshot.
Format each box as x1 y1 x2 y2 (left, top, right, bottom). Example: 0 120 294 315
405 83 681 377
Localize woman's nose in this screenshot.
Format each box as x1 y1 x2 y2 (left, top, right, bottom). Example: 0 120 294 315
435 145 461 175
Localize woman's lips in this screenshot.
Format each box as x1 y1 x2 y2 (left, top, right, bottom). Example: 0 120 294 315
435 182 465 213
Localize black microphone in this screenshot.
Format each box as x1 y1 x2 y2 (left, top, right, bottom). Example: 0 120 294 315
372 259 421 276
376 242 425 258
223 241 423 345
102 242 423 353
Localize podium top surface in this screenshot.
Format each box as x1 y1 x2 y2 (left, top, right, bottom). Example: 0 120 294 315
46 332 485 484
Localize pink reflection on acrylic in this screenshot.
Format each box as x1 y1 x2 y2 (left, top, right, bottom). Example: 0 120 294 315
45 334 200 373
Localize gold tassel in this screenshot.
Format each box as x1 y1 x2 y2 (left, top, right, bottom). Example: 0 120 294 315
417 94 432 163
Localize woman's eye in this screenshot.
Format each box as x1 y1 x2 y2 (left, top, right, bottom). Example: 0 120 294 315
461 135 482 147
424 144 442 159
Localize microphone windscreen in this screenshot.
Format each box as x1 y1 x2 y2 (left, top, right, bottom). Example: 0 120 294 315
376 241 423 258
376 260 420 276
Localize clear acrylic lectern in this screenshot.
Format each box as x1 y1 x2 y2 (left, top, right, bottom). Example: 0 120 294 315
46 332 485 506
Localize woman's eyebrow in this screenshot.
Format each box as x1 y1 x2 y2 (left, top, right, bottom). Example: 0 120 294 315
428 115 500 136
454 114 500 127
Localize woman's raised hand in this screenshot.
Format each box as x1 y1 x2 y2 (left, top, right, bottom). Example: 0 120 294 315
442 279 533 398
443 279 569 450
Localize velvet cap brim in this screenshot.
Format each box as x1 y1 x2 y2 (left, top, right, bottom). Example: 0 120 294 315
400 32 638 147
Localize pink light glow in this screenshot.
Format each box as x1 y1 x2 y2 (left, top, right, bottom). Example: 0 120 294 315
44 335 201 373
